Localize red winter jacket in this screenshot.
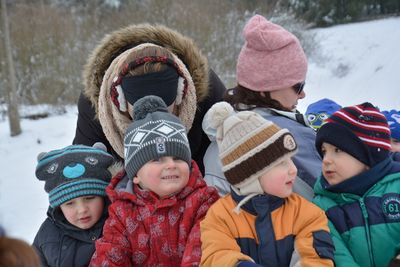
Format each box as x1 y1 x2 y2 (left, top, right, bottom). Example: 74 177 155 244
90 160 219 267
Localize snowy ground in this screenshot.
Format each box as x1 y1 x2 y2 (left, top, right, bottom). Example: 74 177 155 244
1 17 399 243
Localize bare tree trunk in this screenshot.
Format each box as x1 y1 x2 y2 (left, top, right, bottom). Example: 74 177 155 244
1 0 21 136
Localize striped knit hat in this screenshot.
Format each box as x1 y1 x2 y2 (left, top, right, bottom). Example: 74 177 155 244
36 143 114 208
316 102 391 167
209 102 298 197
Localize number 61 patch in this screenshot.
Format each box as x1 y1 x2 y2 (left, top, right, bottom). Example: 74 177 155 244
382 194 400 220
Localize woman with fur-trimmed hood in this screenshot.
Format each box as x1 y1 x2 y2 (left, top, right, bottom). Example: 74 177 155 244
72 23 226 173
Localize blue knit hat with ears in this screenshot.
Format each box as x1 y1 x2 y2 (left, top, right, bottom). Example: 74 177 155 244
35 143 114 208
382 110 400 142
306 98 341 130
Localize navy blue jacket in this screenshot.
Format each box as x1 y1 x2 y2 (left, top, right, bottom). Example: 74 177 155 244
33 203 108 267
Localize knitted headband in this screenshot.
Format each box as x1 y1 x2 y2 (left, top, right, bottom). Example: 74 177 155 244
35 143 114 208
236 15 307 92
209 102 298 197
98 43 197 158
124 95 191 178
316 102 391 167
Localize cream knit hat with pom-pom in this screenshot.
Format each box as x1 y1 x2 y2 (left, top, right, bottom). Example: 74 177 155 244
209 102 298 199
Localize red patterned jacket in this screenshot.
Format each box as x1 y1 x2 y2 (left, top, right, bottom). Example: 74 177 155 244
90 160 219 267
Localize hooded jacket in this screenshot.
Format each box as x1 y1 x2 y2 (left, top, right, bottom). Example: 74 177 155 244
73 24 226 173
32 202 108 267
200 190 334 267
313 159 400 267
90 160 219 267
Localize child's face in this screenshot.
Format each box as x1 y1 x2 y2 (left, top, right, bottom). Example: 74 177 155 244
390 138 400 152
258 157 297 198
321 142 369 185
133 156 190 198
60 196 104 230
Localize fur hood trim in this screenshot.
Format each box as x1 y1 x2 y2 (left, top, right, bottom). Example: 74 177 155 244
82 23 209 115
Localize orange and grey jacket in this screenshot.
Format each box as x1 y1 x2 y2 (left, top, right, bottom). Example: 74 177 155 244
200 190 335 267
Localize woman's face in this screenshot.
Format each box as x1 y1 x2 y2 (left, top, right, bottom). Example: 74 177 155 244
268 86 306 111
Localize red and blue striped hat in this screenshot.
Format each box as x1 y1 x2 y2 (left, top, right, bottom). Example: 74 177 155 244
316 102 391 167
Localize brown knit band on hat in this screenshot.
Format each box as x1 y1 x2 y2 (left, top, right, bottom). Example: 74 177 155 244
221 123 281 166
223 132 297 185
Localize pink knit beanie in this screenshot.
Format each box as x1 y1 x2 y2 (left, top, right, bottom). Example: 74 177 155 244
237 15 308 92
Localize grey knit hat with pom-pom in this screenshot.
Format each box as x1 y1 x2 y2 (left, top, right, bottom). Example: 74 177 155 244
124 95 191 178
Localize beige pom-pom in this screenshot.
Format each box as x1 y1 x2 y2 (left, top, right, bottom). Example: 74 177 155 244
208 102 234 129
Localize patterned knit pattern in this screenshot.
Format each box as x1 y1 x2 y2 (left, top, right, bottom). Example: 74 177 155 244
124 96 191 178
316 102 390 167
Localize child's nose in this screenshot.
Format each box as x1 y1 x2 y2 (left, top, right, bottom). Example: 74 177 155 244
77 203 88 213
322 154 331 164
165 158 176 169
288 160 297 176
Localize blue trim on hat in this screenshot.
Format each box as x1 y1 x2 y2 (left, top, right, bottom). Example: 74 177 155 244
37 147 112 168
49 179 109 197
50 189 107 208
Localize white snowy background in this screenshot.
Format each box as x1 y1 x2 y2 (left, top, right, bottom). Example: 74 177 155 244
1 17 399 244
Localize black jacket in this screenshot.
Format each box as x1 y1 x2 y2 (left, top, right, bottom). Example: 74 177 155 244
32 205 107 267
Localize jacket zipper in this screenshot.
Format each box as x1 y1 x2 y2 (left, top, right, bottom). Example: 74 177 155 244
359 199 375 266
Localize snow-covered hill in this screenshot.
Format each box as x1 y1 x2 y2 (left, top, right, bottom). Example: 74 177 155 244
1 17 399 243
299 16 400 112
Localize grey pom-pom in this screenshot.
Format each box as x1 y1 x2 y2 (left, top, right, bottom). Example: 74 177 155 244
93 142 107 152
208 102 234 129
37 152 47 161
132 95 168 120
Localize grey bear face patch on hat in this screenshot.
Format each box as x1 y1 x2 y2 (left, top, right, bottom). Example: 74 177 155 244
36 143 114 207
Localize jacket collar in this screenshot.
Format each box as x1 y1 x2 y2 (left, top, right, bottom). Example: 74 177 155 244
231 188 284 216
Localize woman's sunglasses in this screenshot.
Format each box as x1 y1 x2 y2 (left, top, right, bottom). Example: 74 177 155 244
292 81 305 94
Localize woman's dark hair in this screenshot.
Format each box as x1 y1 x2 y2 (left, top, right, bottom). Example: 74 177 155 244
223 85 290 111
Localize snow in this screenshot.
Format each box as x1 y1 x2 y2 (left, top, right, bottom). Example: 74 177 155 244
1 17 400 244
298 17 400 112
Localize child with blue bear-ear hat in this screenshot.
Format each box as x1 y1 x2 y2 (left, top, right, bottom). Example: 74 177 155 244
33 143 115 267
305 98 341 131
